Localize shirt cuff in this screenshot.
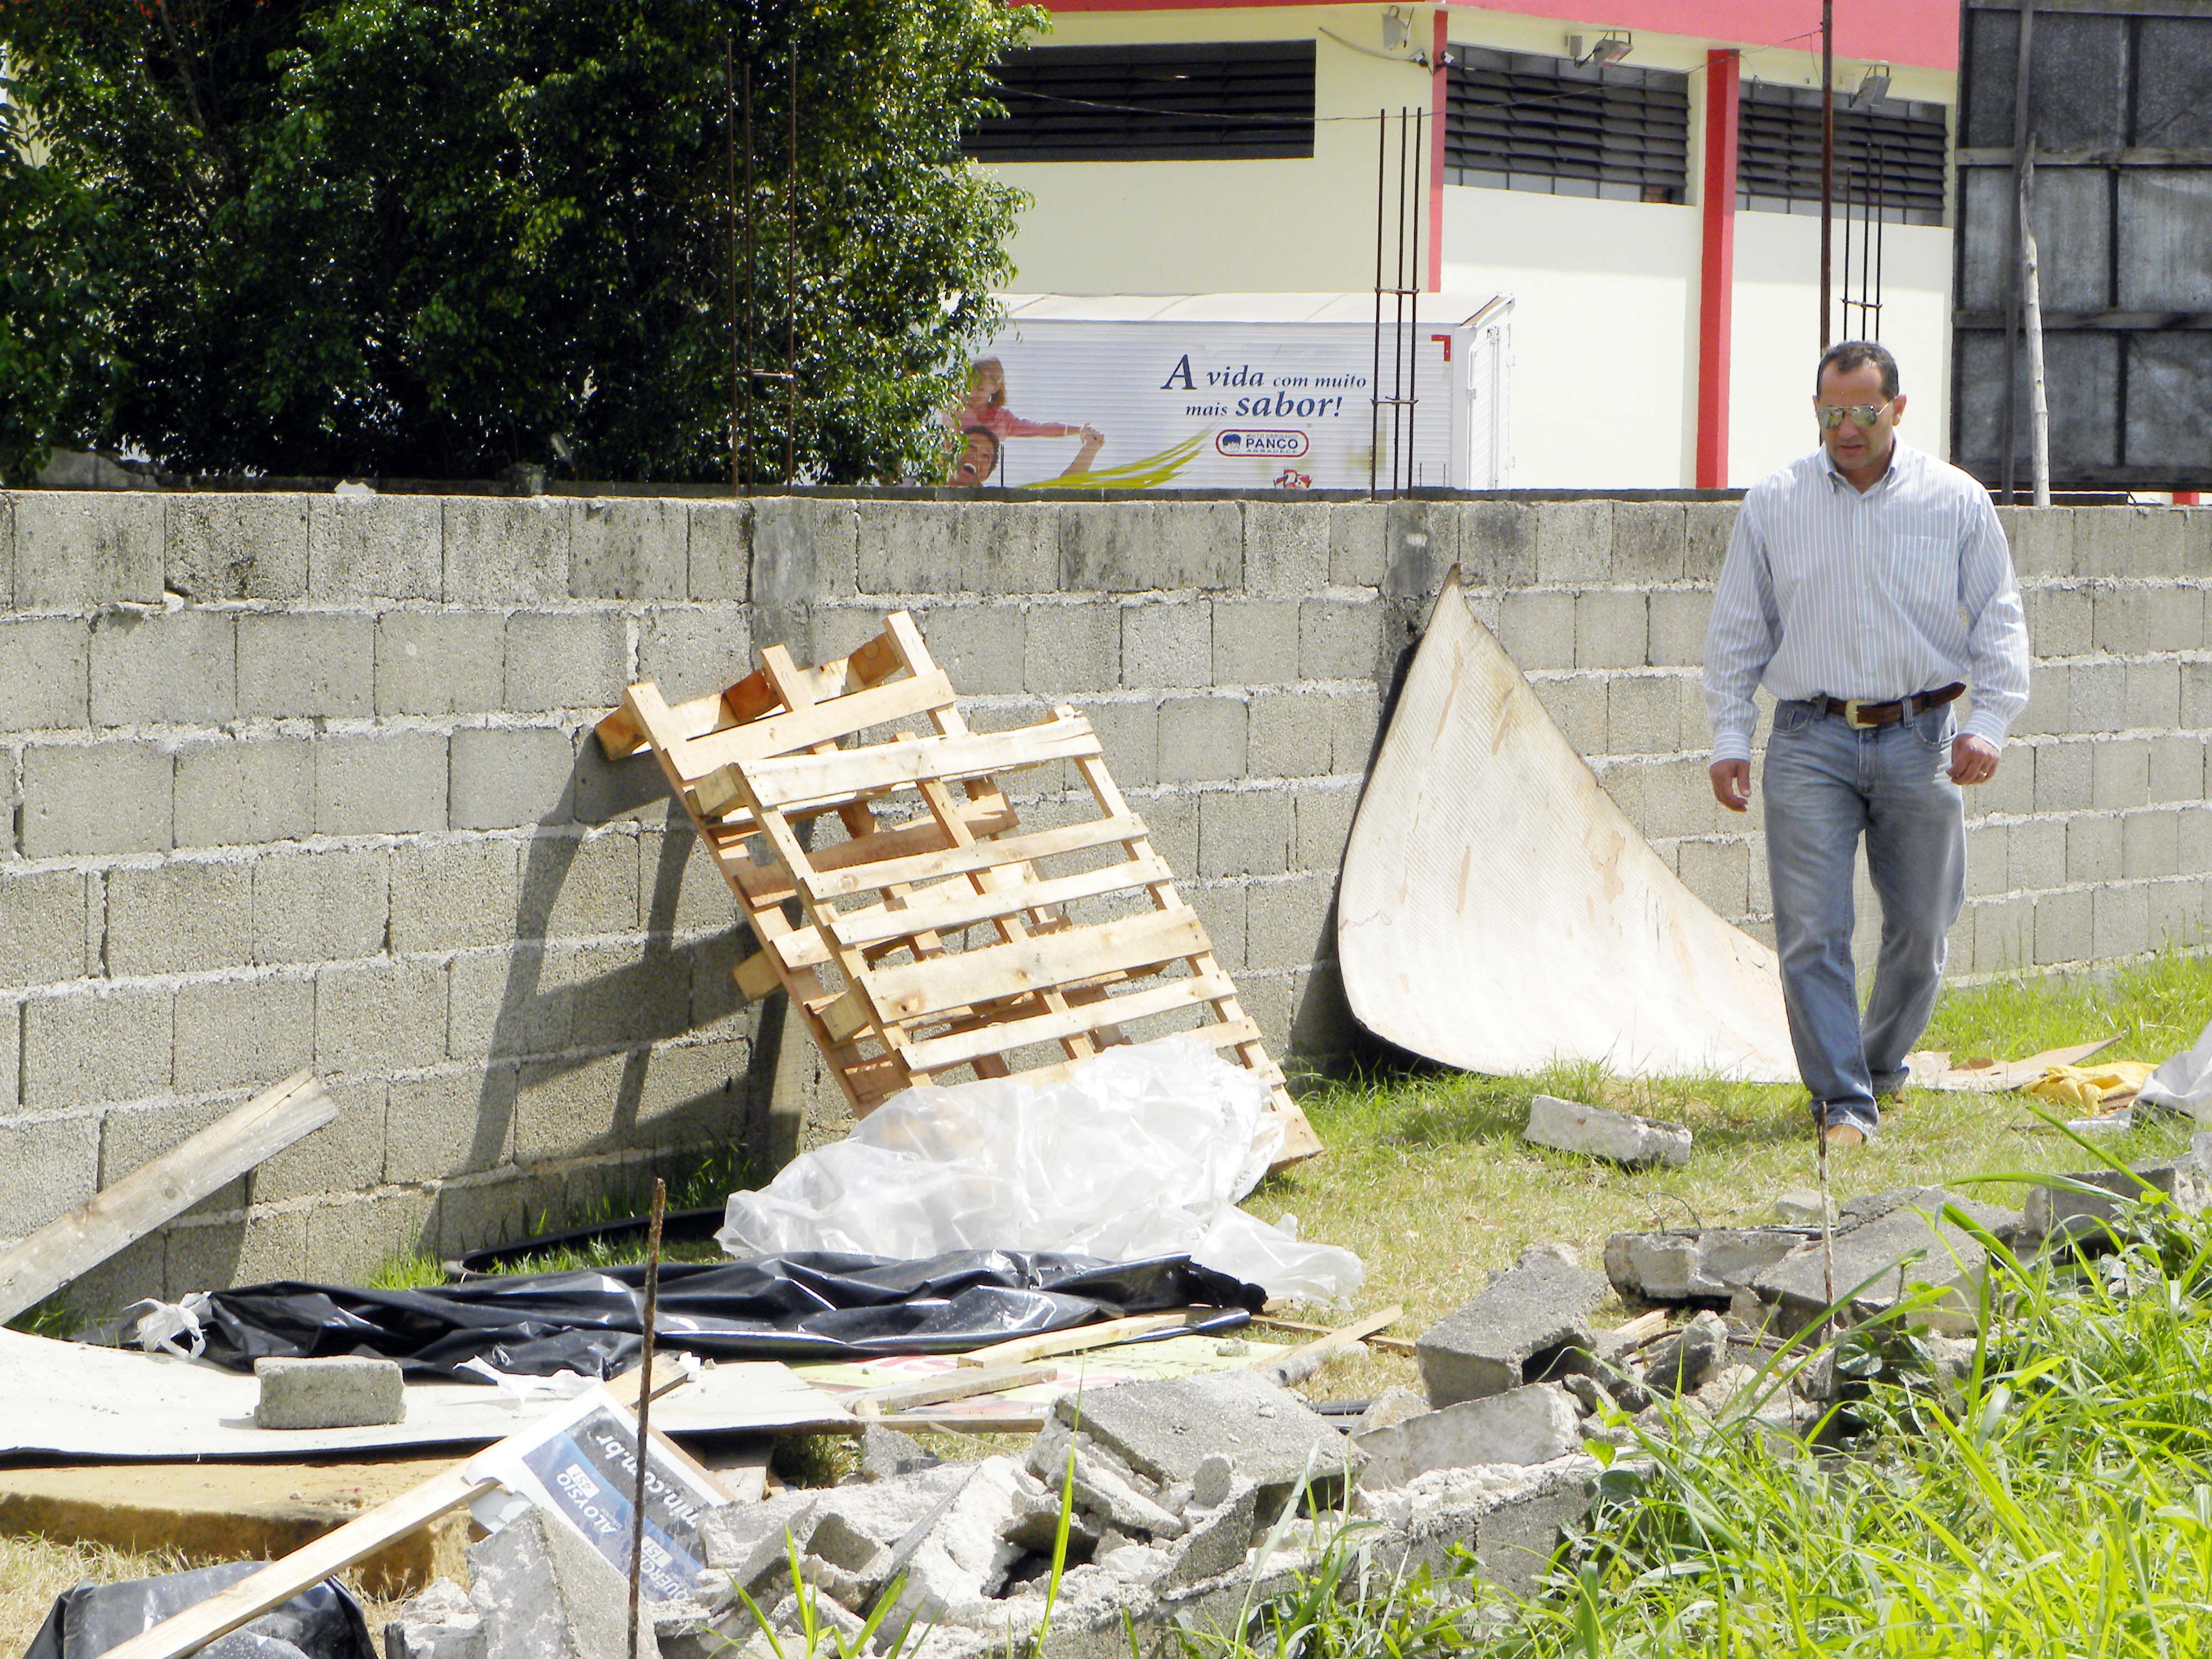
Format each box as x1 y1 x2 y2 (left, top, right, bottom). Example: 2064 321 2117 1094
1709 731 1756 766
1960 709 2010 750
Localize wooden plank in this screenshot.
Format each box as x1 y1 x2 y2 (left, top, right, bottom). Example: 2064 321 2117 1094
899 970 1235 1074
805 813 1144 900
956 1310 1208 1369
733 952 781 1003
0 1071 336 1322
828 854 1173 950
865 909 1209 1025
685 671 954 795
1009 1018 1265 1090
742 716 1100 810
849 1363 1058 1419
1250 1313 1416 1357
596 682 743 761
98 1364 687 1659
1255 1305 1404 1386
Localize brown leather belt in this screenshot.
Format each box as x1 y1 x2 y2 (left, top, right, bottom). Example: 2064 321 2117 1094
1813 682 1965 729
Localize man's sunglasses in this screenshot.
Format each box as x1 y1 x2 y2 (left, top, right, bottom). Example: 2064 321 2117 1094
1815 400 1895 430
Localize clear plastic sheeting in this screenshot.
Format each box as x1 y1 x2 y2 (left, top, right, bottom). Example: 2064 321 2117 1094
2141 1018 2212 1121
719 1037 1364 1304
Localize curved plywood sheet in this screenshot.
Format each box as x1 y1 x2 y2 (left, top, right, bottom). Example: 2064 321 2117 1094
1338 570 1799 1083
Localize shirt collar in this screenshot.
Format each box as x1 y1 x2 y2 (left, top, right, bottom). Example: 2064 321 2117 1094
1819 435 1912 495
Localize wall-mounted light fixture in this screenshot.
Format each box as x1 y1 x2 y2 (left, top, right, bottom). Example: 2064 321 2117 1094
1850 62 1892 108
1568 31 1632 67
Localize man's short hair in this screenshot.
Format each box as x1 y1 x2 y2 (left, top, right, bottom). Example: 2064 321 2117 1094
1815 340 1900 400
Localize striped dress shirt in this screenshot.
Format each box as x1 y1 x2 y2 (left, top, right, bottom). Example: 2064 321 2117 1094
1703 439 2032 765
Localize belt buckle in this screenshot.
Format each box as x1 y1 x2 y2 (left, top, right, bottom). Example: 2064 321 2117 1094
1842 698 1878 729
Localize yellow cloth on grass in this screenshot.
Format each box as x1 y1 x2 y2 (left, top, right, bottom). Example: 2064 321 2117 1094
2021 1061 2156 1109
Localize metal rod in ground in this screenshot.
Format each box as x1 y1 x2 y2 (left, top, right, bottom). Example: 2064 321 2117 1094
628 1178 668 1659
1407 106 1421 491
1392 106 1410 496
1816 1104 1837 1341
1819 0 1834 349
785 44 799 487
1371 107 1385 500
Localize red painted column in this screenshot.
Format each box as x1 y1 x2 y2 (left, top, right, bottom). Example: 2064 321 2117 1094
1695 48 1740 489
1429 9 1448 290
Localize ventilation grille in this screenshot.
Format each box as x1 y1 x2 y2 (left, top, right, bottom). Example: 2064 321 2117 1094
963 41 1316 163
1444 47 1690 202
1737 84 1949 224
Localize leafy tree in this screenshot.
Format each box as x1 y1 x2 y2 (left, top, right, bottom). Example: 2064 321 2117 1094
0 0 1037 482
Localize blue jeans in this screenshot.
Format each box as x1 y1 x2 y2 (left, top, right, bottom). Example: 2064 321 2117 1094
1761 700 1965 1134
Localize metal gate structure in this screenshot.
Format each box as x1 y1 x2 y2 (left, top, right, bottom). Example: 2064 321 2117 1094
1953 0 2212 493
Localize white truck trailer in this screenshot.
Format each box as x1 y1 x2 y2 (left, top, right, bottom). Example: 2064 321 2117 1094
954 293 1512 492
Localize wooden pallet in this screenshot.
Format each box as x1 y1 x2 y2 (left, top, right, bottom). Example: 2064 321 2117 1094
597 612 1321 1164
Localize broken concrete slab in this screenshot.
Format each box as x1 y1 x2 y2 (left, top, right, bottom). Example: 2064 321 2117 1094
859 1422 945 1483
1752 1190 2020 1334
1160 1480 1259 1591
1353 1387 1430 1434
800 1463 969 1577
387 1577 483 1659
1051 1372 1359 1512
1525 1095 1692 1167
1416 1251 1608 1406
1772 1190 1835 1224
873 1457 1032 1632
252 1355 405 1430
1353 1384 1581 1488
1604 1227 1808 1306
469 1505 660 1659
2020 1156 2207 1248
1640 1311 1728 1396
696 1490 820 1589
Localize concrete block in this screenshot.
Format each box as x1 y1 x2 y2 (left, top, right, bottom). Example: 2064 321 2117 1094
2093 738 2152 810
105 859 254 976
1642 1310 1730 1395
2126 809 2183 879
1528 674 1606 755
1245 873 1332 965
450 726 576 830
316 730 450 835
684 499 747 602
2035 886 2093 966
909 603 1025 695
1533 500 1613 585
309 495 441 600
1975 894 2035 972
386 1065 517 1182
22 984 173 1107
2075 507 2192 579
169 1208 309 1295
300 1183 434 1284
1677 838 1749 917
1184 883 1245 972
387 839 521 954
564 935 691 1050
238 612 374 718
1964 820 2009 898
750 496 858 606
1608 502 1687 584
173 737 315 847
0 492 9 606
173 973 316 1093
1605 674 1682 755
1212 599 1300 686
1495 591 1574 672
2096 584 2204 654
1682 504 1736 580
254 1355 404 1430
20 741 172 856
1978 739 2035 815
2128 660 2183 731
1997 505 2076 577
375 611 507 717
1298 597 1384 681
1326 680 1384 772
0 617 91 728
1124 601 1213 688
957 501 1061 594
253 846 389 965
857 500 957 594
514 1049 630 1162
2013 662 2068 736
635 1036 749 1144
448 946 573 1060
1197 787 1288 879
2148 734 2205 804
1322 501 1387 589
2023 584 2091 656
2184 661 2212 729
1638 754 1723 839
1574 591 1647 669
519 830 640 940
637 606 750 702
1603 1226 1801 1304
2094 880 2151 959
2148 876 2206 950
88 610 236 727
2008 818 2068 891
503 611 628 712
1024 602 1120 695
254 1076 388 1203
1354 1385 1581 1489
442 497 568 604
1082 697 1157 790
317 957 448 1072
432 1176 534 1258
14 493 163 610
1293 779 1359 871
0 1110 101 1238
638 823 731 937
97 1094 255 1214
1157 696 1248 784
2068 659 2126 733
2067 813 2122 884
0 868 97 990
166 494 309 602
570 497 685 599
2022 1157 2206 1247
2183 807 2212 874
2033 741 2093 813
1754 1188 2014 1334
1052 1371 1357 1505
1133 791 1197 881
1059 502 1239 592
1416 1251 1608 1406
1374 500 1458 599
1524 1095 1690 1166
1242 499 1332 597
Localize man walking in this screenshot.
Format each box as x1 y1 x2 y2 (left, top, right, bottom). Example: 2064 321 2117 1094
1703 341 2032 1149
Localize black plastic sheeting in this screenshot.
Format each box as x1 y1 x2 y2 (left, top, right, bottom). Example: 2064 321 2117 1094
22 1562 372 1659
185 1251 1264 1381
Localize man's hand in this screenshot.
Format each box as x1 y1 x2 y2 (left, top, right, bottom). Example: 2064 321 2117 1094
1950 733 2000 785
1709 758 1751 812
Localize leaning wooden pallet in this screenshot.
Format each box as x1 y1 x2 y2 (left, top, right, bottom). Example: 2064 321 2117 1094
597 611 1321 1164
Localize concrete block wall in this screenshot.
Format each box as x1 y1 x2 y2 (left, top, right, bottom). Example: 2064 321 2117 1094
2 490 2205 1307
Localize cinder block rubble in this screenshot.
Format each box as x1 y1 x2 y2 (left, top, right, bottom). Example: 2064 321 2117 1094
1524 1094 1692 1167
1052 1371 1360 1514
1416 1248 1608 1406
1354 1384 1582 1486
252 1354 404 1430
2020 1152 2207 1247
388 1506 664 1659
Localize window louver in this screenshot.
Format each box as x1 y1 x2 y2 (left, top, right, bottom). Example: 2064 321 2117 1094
963 41 1316 163
1444 47 1690 202
1737 83 1949 225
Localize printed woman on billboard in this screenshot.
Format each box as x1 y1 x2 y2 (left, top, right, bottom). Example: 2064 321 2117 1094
948 357 1103 484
